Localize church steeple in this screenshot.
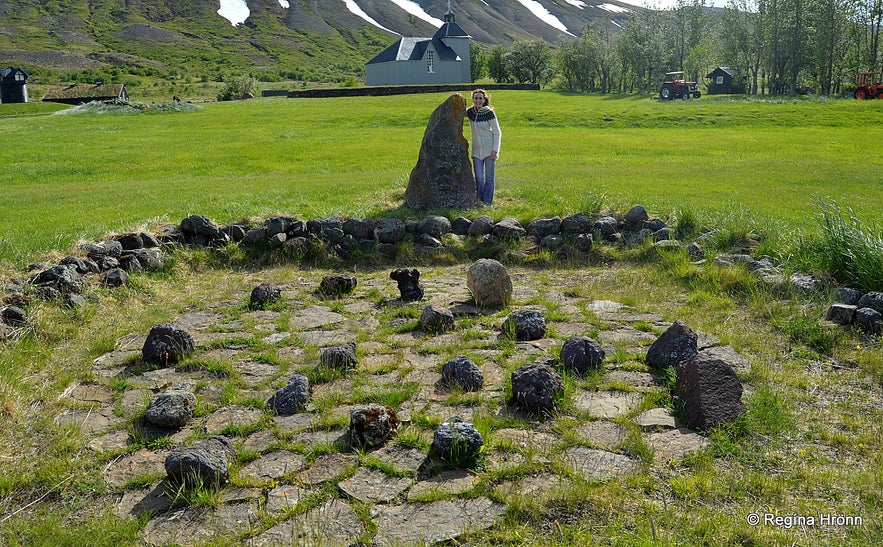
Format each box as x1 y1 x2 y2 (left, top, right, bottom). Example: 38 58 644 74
445 0 455 23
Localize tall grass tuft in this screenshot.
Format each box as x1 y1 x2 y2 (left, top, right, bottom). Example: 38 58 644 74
812 197 883 291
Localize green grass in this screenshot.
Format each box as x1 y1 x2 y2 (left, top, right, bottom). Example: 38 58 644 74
2 92 882 268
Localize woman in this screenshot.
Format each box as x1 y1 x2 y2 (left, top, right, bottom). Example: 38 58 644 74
466 89 502 206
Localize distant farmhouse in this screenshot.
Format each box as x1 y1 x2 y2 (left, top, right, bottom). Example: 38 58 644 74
0 67 29 103
365 6 471 87
42 82 129 105
705 67 747 95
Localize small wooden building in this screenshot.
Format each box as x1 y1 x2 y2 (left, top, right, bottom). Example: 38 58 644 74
365 8 471 87
42 82 129 105
704 67 746 95
0 67 30 103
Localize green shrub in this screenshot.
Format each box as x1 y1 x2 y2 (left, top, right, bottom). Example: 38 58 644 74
812 197 883 291
217 74 258 101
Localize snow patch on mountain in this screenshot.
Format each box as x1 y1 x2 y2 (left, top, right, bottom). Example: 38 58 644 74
512 0 575 36
218 0 249 26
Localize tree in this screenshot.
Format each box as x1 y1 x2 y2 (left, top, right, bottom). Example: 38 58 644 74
507 40 554 86
487 46 512 83
470 42 487 82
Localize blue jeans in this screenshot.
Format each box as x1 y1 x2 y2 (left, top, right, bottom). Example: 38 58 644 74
473 156 496 205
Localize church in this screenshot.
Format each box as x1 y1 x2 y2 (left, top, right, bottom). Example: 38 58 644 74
364 6 471 87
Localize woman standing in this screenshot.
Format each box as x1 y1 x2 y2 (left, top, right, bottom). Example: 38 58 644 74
466 89 502 206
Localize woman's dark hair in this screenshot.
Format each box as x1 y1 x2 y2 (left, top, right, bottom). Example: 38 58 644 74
472 88 490 107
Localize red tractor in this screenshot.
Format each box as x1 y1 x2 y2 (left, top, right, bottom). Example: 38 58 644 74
854 72 883 99
659 71 701 100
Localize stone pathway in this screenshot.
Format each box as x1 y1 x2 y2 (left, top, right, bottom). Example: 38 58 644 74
56 266 749 546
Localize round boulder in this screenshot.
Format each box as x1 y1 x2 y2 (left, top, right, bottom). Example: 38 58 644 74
142 323 195 366
421 305 455 333
510 362 564 413
349 404 399 447
321 342 358 371
559 336 605 375
146 385 197 428
250 282 281 308
165 436 236 489
432 417 484 466
441 356 484 392
503 309 546 341
267 374 311 416
467 259 512 308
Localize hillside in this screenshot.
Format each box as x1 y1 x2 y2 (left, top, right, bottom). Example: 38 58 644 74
0 0 634 92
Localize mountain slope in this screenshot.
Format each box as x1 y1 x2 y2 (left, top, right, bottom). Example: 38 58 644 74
0 0 636 84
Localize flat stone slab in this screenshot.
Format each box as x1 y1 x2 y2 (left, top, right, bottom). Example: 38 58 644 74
262 332 291 345
586 300 628 312
485 450 529 473
603 369 663 392
364 444 426 475
173 311 223 331
204 405 264 434
493 472 568 502
93 349 140 368
272 413 315 433
288 429 348 450
143 502 259 546
573 390 642 418
596 327 658 344
250 499 363 547
290 306 344 330
372 497 507 547
105 448 168 490
571 420 628 450
238 450 306 483
88 429 130 453
634 408 679 431
563 446 639 481
54 405 125 436
116 334 147 351
297 453 359 485
338 467 414 503
407 470 476 501
232 359 279 387
265 484 311 513
494 428 560 452
115 482 171 519
242 430 277 453
595 311 664 323
297 329 354 347
645 427 711 465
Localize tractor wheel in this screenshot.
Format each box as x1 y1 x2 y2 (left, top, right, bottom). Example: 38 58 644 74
693 91 702 99
660 85 673 100
681 92 691 100
854 88 868 100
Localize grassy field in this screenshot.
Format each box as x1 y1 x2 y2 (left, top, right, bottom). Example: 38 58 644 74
0 92 881 546
1 92 881 268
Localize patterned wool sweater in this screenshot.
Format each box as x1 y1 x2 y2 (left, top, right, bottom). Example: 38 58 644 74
466 106 502 160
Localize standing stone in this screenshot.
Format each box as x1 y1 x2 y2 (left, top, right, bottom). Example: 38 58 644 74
646 320 698 369
390 268 424 302
560 336 605 375
405 94 477 210
142 324 195 366
349 404 399 447
674 354 746 430
467 259 512 308
164 436 235 489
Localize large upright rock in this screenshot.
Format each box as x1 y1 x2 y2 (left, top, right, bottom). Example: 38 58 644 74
405 94 477 210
